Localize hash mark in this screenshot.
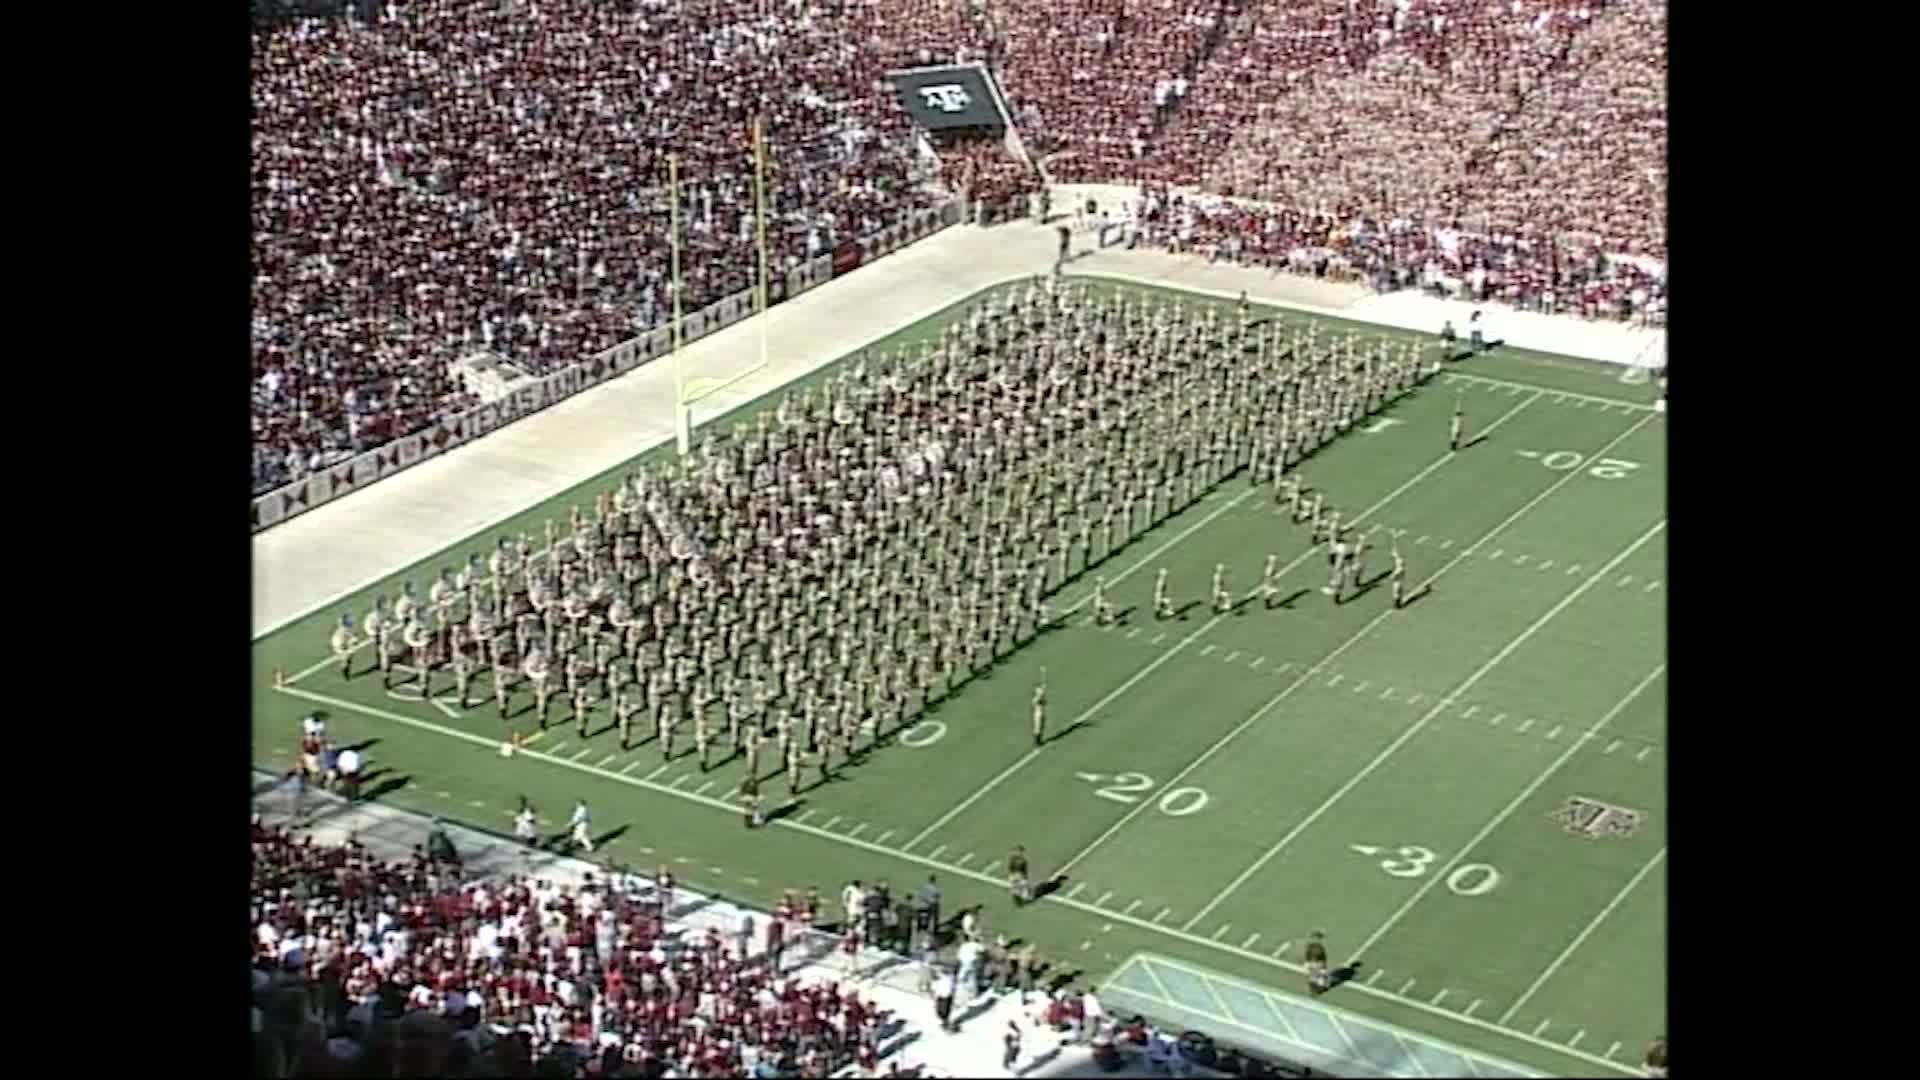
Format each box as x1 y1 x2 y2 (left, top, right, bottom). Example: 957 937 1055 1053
645 764 670 780
1276 662 1295 673
1351 680 1370 694
1211 924 1230 940
569 748 594 763
824 816 842 830
671 775 690 788
983 862 1002 876
1407 693 1426 706
1617 575 1634 587
1489 549 1504 560
1431 989 1449 1006
1605 740 1621 753
1465 999 1482 1017
1126 626 1143 638
1243 933 1261 950
1200 644 1216 657
1415 535 1429 545
1274 940 1294 958
1545 725 1563 740
798 809 817 823
1568 565 1584 575
876 830 896 845
1644 580 1661 592
1096 891 1115 907
597 754 619 768
1223 651 1241 664
848 824 866 839
621 762 641 774
1572 398 1586 408
1381 687 1398 700
1251 656 1266 667
1534 1019 1552 1037
1067 883 1087 899
1327 674 1344 688
956 852 976 867
1123 899 1143 915
1151 633 1167 645
928 844 947 860
1463 704 1480 719
1438 538 1454 549
695 780 715 795
1636 745 1652 762
1398 979 1417 995
1512 554 1529 566
1569 1030 1586 1049
469 799 485 808
1606 1042 1622 1060
1538 560 1554 570
1491 713 1507 726
1517 718 1535 733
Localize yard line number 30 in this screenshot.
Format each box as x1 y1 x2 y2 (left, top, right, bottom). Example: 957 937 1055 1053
1378 845 1502 897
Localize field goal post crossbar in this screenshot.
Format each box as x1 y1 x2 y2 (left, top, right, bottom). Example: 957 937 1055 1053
673 117 774 455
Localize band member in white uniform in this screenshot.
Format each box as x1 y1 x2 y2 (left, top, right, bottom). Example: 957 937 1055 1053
568 799 593 853
332 615 358 679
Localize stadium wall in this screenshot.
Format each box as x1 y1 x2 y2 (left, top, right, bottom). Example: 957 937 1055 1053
252 200 966 534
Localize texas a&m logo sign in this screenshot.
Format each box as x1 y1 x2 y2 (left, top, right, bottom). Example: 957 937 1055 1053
889 63 1011 131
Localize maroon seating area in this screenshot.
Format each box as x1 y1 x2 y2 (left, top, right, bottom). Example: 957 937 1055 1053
251 824 895 1077
251 0 1663 495
251 0 939 493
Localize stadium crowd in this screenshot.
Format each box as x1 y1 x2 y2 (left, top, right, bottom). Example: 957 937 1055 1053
251 0 1664 496
251 820 901 1078
251 0 945 493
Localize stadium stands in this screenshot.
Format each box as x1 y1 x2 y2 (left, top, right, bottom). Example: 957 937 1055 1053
250 821 900 1077
250 0 944 493
251 0 1666 496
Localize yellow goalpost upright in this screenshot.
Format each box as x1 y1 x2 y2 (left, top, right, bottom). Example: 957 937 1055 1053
670 117 773 456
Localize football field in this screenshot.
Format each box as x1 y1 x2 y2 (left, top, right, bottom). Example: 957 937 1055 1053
254 279 1666 1076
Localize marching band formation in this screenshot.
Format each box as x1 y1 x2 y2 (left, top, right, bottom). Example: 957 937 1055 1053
328 281 1443 796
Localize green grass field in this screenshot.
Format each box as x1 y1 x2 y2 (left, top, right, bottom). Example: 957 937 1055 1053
253 278 1666 1077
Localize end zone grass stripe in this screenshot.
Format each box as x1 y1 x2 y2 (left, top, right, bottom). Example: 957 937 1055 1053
900 391 1541 851
271 681 1632 1078
1352 663 1666 958
1183 512 1664 930
1064 412 1657 894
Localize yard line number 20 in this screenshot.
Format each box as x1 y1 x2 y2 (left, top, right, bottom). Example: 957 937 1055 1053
1088 772 1210 817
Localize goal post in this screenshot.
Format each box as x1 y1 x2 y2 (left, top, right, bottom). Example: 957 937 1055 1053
673 116 774 454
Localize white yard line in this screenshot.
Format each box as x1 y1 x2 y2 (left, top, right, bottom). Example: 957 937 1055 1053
268 679 1637 1077
904 394 1543 853
1500 847 1668 1024
1182 516 1663 930
1351 663 1666 957
1054 415 1656 897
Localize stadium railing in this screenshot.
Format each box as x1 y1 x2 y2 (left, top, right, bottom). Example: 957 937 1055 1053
251 200 967 534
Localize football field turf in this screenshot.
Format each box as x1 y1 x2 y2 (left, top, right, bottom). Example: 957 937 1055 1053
254 278 1666 1076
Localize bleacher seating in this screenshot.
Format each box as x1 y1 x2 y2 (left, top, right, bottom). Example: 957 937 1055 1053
250 822 898 1077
